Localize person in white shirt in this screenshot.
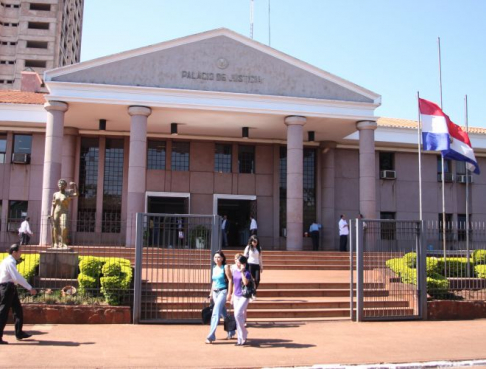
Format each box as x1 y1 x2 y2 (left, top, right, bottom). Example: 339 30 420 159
0 244 37 344
18 217 33 245
244 235 263 291
249 216 258 236
338 214 349 252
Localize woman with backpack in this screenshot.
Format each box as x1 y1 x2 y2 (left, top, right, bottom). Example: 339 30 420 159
205 250 235 343
230 254 252 346
244 235 263 293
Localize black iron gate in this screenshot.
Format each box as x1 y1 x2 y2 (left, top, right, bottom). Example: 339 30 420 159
133 213 221 323
351 219 427 321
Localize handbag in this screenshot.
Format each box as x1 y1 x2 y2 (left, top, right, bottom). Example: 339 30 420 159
241 276 256 299
201 303 213 325
224 309 237 332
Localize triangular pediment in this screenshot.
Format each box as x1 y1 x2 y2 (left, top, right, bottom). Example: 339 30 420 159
46 29 379 104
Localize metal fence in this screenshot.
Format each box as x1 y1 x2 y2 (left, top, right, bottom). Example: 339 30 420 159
352 219 486 321
133 213 221 324
1 217 136 307
352 219 426 321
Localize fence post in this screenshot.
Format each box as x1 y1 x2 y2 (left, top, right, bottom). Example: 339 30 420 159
355 219 364 322
349 219 354 321
132 212 144 324
418 220 428 320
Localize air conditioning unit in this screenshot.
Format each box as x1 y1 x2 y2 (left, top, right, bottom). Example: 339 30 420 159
457 175 473 184
11 153 30 164
380 170 396 180
437 173 454 182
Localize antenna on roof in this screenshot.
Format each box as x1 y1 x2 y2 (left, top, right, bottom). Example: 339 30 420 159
250 0 254 39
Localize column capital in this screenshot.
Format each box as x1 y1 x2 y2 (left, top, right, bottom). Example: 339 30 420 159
44 101 68 113
285 115 306 126
128 106 152 117
356 120 377 131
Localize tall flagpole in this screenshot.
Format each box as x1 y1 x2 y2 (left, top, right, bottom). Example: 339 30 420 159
465 94 470 277
250 0 254 39
417 92 423 221
268 0 271 46
438 37 447 277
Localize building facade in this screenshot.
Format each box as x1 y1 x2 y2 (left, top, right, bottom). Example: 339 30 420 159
0 29 485 251
0 0 84 89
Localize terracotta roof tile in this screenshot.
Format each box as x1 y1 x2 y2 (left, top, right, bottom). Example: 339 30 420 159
378 117 486 135
0 90 46 105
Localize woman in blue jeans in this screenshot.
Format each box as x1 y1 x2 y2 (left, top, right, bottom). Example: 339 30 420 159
205 250 235 343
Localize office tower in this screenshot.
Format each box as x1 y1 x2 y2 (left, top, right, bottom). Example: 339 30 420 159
0 0 84 90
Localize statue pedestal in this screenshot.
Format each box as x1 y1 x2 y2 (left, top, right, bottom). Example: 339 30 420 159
39 249 79 279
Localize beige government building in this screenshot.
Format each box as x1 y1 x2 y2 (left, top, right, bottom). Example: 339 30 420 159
0 28 485 250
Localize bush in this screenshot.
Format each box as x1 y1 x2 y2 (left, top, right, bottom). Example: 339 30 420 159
475 265 486 279
100 260 132 306
403 252 417 268
472 250 486 265
386 255 449 298
78 256 132 305
426 257 439 276
436 257 472 277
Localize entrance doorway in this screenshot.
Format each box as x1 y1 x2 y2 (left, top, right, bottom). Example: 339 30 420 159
217 199 255 247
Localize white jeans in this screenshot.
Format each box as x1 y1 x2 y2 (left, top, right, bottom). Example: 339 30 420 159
233 294 250 344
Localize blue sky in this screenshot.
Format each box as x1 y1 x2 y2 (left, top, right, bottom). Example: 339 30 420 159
81 0 486 127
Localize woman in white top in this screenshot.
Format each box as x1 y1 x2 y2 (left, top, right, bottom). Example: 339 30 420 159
244 235 263 290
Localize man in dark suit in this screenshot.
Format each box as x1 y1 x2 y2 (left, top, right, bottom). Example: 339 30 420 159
221 215 229 247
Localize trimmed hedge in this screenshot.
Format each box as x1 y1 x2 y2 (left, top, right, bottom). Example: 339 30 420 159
78 256 132 305
475 265 486 279
0 253 40 283
386 255 449 298
472 250 486 264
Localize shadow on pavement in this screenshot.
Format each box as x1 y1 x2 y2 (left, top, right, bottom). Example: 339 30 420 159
246 338 315 349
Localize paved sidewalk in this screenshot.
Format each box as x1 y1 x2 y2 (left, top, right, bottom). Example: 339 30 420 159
0 319 485 368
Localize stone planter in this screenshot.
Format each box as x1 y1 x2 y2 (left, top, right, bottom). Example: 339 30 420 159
20 304 131 324
427 300 486 320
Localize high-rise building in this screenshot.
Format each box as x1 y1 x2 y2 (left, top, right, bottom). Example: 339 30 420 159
0 0 84 90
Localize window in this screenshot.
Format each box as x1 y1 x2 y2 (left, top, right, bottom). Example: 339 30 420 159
25 60 47 68
215 144 232 173
147 140 166 170
0 135 6 163
380 212 396 240
437 156 452 182
379 152 394 171
238 145 255 174
102 139 124 233
458 214 471 242
303 148 316 231
456 161 467 175
26 41 48 49
13 134 32 153
28 22 50 30
30 3 51 11
171 141 189 171
8 200 27 232
77 138 99 232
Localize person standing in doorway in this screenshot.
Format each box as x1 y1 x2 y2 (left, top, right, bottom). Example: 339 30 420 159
18 217 33 246
339 214 349 252
221 215 229 248
309 221 322 251
0 244 37 344
249 215 258 236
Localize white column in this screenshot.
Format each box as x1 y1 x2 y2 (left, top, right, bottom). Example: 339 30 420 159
357 121 378 219
285 115 306 251
40 101 68 245
61 127 79 183
126 106 151 247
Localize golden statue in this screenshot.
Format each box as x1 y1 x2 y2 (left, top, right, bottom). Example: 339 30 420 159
48 179 78 249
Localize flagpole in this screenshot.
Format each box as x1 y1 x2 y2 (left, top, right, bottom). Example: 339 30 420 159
417 92 423 222
438 36 447 277
465 94 470 277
